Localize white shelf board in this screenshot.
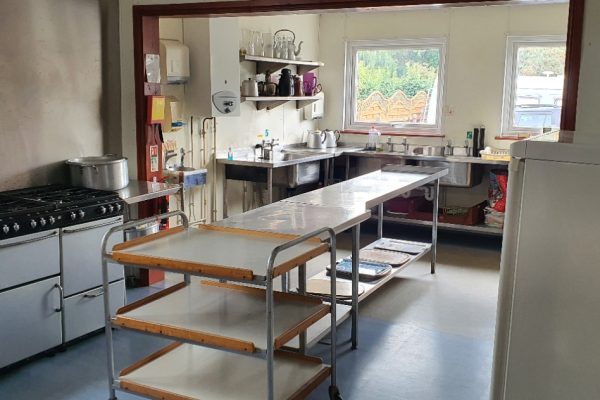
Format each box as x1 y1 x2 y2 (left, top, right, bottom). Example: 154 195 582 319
241 96 321 111
111 226 326 281
114 281 329 353
308 238 432 303
241 54 324 74
119 343 330 400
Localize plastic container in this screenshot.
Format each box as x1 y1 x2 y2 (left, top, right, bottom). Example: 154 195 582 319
367 126 380 150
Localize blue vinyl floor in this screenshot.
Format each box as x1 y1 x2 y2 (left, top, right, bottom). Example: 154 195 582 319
0 227 501 400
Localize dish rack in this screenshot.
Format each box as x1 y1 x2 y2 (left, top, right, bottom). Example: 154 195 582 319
100 210 342 400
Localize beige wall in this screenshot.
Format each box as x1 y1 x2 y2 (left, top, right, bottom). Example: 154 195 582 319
318 4 569 150
0 0 110 190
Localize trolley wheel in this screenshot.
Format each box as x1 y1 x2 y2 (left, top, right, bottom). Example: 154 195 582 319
329 385 343 400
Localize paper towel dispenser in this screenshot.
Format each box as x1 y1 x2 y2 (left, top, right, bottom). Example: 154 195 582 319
160 40 190 84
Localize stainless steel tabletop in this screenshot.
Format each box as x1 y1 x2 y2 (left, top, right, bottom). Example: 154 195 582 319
116 180 181 205
216 151 334 168
284 164 448 209
214 201 371 236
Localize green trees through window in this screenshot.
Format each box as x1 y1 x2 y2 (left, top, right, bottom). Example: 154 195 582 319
356 48 440 100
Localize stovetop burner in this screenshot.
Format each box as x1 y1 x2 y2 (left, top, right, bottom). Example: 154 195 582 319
0 184 124 239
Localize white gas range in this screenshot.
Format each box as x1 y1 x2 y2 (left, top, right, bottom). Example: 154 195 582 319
0 185 126 368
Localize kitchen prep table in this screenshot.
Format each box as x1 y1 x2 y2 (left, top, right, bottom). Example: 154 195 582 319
100 211 343 400
216 164 448 349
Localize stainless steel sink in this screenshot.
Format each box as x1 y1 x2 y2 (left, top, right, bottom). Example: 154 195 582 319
273 160 320 188
224 153 321 188
163 167 207 187
416 160 482 187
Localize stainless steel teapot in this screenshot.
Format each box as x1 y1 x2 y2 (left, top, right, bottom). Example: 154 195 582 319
306 130 326 149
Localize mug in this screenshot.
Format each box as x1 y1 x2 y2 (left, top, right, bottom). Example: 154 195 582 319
303 72 317 95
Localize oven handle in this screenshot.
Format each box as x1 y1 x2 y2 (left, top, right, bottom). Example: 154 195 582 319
0 231 58 249
62 218 122 234
53 283 64 313
84 289 104 298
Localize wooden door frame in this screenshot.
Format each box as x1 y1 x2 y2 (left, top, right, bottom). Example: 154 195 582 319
132 0 584 179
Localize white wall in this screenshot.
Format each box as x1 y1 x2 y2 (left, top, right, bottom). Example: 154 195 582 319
318 4 569 150
156 14 320 220
0 0 107 190
575 0 600 144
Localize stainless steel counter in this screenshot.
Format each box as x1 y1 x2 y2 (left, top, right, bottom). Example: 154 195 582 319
214 201 371 236
283 165 448 209
116 180 181 205
216 152 333 168
341 149 510 165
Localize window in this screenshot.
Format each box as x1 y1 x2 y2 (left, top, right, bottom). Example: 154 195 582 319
501 35 566 135
344 38 446 133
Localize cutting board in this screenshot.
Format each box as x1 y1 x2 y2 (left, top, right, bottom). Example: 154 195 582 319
306 278 364 298
360 248 411 266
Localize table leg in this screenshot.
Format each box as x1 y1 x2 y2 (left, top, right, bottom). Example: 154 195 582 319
351 224 360 349
378 203 384 239
267 169 273 205
223 177 228 219
242 181 247 212
298 263 307 354
345 155 350 181
431 179 440 274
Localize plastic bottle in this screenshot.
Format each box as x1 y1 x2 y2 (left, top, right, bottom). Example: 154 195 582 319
227 147 233 160
264 129 270 138
478 126 486 157
367 126 380 151
466 131 473 155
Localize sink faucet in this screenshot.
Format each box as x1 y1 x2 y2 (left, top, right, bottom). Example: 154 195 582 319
179 147 192 167
445 140 453 156
256 138 279 160
401 138 409 154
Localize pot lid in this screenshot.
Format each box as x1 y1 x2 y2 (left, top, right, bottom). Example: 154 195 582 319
66 155 127 165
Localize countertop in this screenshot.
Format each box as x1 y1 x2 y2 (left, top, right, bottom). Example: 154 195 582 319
216 143 508 167
216 151 334 168
116 180 181 205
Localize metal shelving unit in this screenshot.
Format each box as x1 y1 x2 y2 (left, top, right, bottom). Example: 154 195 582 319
100 211 343 400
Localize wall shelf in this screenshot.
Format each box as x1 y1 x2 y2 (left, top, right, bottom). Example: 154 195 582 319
241 54 324 75
241 95 322 111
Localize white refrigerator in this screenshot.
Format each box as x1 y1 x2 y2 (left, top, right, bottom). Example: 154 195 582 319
491 131 600 400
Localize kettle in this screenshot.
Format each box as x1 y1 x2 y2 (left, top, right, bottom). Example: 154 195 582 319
324 129 340 148
306 130 326 149
241 78 259 97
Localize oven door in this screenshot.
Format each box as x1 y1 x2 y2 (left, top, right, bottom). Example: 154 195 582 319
0 230 60 291
61 216 124 297
0 276 62 368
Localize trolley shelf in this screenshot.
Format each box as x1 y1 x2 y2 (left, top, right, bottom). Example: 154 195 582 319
111 225 328 281
119 342 331 400
308 238 432 303
113 280 330 353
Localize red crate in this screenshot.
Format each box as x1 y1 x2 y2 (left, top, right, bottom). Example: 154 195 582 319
407 201 485 226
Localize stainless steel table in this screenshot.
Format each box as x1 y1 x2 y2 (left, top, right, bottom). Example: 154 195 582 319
116 180 181 220
217 164 447 349
217 152 335 217
283 164 447 348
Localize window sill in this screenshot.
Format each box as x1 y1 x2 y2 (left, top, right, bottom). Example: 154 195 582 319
341 129 445 138
494 135 529 141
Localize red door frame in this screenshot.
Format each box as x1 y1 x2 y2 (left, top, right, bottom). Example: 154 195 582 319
133 0 584 180
132 0 584 176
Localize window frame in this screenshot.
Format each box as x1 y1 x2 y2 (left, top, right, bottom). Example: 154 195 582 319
501 35 567 136
343 37 447 134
